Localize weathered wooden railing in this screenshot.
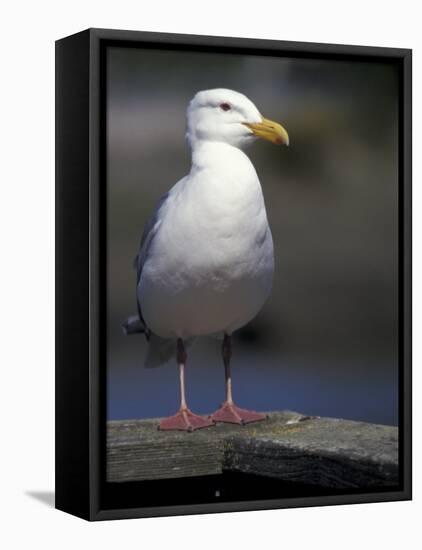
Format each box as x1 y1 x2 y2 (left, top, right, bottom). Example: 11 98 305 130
107 411 398 489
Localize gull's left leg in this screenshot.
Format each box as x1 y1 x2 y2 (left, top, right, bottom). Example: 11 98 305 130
209 334 267 425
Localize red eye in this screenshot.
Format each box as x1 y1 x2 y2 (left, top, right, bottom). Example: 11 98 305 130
220 102 231 112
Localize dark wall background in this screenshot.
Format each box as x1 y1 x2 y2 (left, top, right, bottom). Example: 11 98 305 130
106 46 399 425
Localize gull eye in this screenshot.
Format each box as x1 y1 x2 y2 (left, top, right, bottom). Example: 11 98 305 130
220 102 231 112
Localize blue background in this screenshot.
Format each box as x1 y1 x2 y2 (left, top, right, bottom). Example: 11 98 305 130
106 47 399 426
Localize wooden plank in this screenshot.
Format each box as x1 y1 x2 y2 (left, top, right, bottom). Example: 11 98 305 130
107 411 398 489
223 416 399 489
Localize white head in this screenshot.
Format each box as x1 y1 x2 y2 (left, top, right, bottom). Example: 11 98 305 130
186 88 289 150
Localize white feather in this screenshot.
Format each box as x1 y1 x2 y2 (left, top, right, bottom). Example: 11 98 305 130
137 89 274 345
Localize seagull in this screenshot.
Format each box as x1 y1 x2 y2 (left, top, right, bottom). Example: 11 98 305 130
124 89 289 431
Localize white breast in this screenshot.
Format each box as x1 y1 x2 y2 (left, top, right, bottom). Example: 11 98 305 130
138 143 275 339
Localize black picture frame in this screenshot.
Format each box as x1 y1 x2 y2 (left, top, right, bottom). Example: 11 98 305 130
55 28 412 521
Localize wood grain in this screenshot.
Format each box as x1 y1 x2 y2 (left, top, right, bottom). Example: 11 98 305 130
107 411 398 489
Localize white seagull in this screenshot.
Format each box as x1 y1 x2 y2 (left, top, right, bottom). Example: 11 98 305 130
124 89 289 431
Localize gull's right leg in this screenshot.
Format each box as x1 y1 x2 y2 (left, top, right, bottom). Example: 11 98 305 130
159 338 215 432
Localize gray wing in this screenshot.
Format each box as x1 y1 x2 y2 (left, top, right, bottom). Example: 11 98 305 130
134 191 169 285
133 192 170 328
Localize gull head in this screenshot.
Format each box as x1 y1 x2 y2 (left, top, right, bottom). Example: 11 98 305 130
186 88 289 150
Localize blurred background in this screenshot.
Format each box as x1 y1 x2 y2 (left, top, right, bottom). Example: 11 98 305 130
106 46 399 426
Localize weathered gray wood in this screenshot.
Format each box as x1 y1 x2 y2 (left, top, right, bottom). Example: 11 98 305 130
107 411 398 489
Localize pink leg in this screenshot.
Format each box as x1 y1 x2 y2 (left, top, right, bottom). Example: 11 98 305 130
159 339 214 432
210 334 267 425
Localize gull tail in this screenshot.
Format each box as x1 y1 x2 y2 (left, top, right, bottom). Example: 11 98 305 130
145 336 195 368
122 314 193 368
144 334 177 368
122 315 146 336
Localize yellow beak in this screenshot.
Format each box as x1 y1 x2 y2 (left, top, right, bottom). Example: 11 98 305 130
243 117 289 146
